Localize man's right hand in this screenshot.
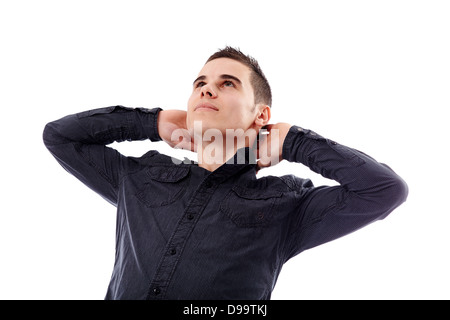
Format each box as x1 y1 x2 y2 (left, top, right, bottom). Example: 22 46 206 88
157 110 196 152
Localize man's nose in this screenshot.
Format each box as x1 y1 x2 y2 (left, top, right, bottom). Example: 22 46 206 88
201 84 217 98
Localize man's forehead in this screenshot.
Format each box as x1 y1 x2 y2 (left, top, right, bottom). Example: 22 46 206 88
198 58 250 80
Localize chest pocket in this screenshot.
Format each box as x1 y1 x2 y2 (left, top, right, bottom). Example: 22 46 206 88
220 186 282 227
135 165 190 207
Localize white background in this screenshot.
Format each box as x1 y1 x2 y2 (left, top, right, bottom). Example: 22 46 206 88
1 0 449 300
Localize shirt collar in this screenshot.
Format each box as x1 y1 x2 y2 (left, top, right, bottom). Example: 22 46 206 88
226 147 257 166
186 147 256 182
212 147 257 181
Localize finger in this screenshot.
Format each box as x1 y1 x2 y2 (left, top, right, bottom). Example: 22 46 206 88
257 157 271 169
262 124 274 132
174 138 195 152
256 154 272 168
170 128 192 150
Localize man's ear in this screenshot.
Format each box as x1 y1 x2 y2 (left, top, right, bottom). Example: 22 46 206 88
254 104 271 127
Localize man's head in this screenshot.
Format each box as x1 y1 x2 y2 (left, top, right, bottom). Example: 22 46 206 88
206 47 272 107
187 47 271 140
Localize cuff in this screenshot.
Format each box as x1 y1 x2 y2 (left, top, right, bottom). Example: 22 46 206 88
282 125 306 162
137 107 163 142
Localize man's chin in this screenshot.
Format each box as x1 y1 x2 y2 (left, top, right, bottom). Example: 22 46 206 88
188 120 257 147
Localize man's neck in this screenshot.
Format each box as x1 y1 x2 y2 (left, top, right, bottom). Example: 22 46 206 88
197 140 259 172
196 140 239 172
193 128 259 172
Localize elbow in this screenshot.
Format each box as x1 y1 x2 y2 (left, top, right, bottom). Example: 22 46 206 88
357 173 409 220
42 121 60 151
395 176 409 205
43 121 65 149
42 122 52 148
389 175 409 208
378 174 409 216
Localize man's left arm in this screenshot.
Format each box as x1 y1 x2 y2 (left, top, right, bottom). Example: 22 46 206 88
257 123 409 258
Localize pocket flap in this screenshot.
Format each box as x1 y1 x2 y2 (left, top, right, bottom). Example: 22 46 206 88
146 165 190 183
231 185 282 200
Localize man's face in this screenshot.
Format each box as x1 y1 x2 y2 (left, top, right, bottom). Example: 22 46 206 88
187 58 258 136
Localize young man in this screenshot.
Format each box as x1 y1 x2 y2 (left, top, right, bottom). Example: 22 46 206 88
43 47 408 300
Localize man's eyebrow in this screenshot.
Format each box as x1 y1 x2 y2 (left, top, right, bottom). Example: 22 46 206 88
193 75 206 86
220 74 242 85
193 74 242 86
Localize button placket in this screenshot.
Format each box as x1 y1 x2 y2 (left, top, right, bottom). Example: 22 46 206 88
146 177 218 300
152 287 161 295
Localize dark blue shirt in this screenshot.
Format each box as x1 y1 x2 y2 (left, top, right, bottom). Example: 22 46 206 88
43 106 408 300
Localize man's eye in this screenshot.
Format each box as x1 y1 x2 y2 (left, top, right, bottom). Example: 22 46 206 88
196 81 206 88
223 81 234 87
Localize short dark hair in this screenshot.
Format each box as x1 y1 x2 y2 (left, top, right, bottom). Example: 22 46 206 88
206 46 272 107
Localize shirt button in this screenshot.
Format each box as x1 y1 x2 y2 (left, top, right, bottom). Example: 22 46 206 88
187 214 194 220
205 181 212 188
153 287 161 295
170 248 177 255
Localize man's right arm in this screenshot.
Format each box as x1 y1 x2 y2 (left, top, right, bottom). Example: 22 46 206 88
43 105 162 206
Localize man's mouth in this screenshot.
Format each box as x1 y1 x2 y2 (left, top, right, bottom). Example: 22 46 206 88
194 103 219 111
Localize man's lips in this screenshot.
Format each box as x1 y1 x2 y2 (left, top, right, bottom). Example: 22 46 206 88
194 103 219 111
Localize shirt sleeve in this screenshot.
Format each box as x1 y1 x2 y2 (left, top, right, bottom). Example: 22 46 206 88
43 105 162 206
282 125 409 259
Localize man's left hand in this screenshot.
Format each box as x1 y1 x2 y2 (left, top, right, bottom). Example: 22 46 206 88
255 123 291 171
